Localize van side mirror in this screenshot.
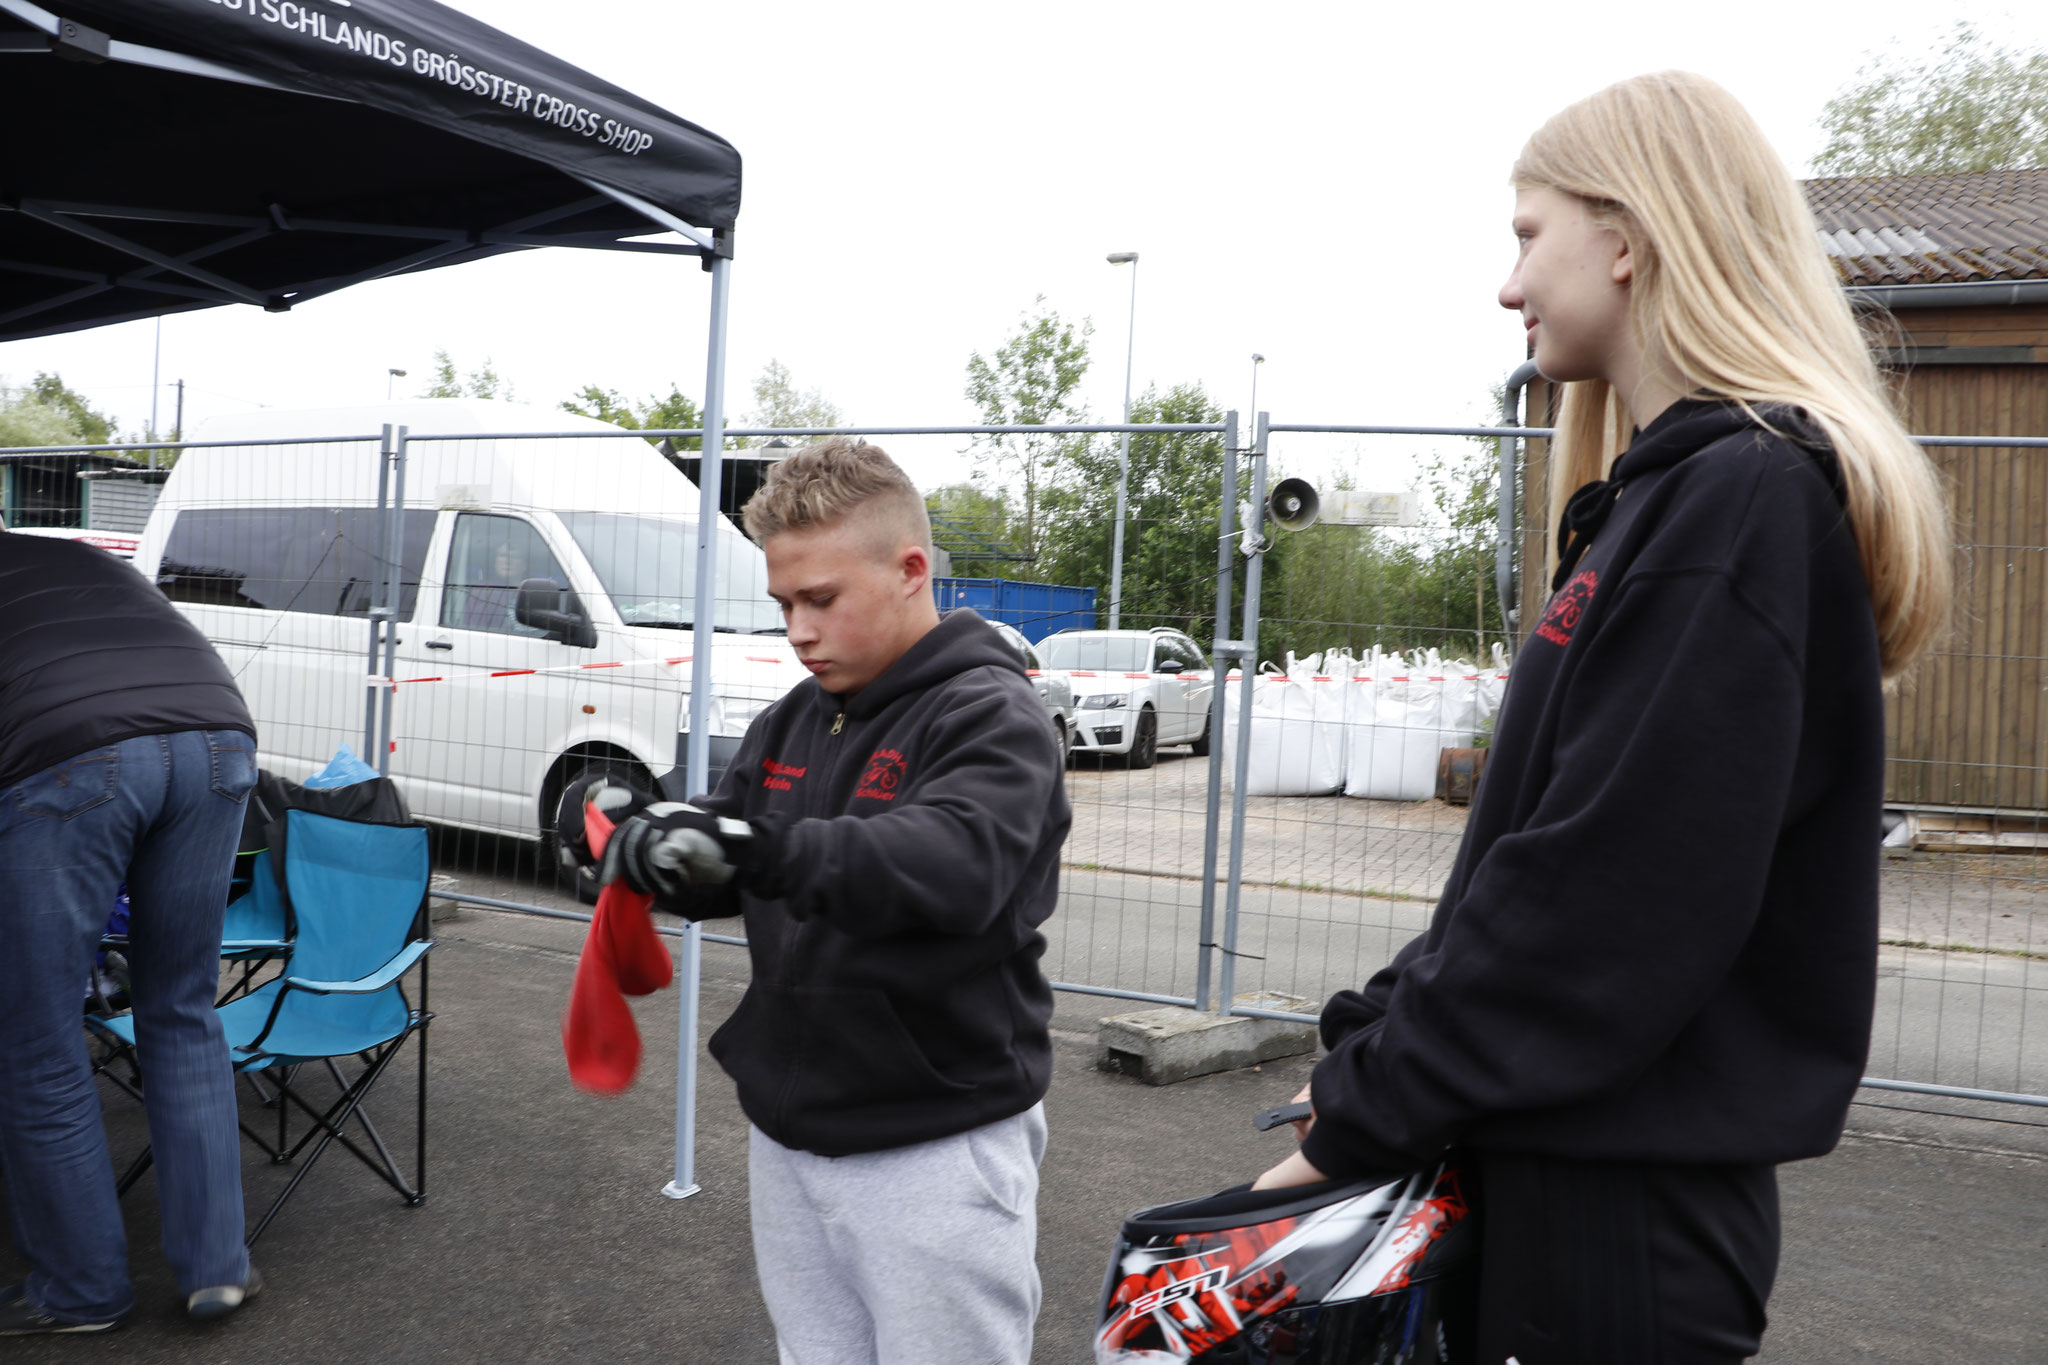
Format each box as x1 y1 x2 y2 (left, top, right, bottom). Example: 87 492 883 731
515 576 596 648
1155 657 1186 674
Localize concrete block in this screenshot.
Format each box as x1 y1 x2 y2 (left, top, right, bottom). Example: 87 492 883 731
1096 993 1320 1085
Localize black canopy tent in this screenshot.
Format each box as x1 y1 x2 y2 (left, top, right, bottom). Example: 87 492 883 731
1 0 740 1199
0 0 738 339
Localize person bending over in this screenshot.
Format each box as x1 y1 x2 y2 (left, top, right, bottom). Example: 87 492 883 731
0 529 266 1332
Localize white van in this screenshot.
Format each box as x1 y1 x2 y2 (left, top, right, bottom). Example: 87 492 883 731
133 399 801 893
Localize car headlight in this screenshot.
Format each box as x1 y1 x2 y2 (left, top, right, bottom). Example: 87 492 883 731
1079 693 1129 710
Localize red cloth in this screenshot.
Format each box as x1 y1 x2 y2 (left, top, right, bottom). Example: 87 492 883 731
562 804 674 1094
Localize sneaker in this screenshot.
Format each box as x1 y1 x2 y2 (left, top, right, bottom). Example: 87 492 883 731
0 1283 122 1335
186 1266 263 1321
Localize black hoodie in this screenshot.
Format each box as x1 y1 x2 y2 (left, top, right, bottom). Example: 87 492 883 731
698 609 1071 1156
1301 400 1885 1178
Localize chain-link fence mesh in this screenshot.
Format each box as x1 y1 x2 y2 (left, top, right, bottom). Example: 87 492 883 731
9 409 2042 1111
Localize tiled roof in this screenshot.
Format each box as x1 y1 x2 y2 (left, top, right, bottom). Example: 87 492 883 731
1804 170 2048 286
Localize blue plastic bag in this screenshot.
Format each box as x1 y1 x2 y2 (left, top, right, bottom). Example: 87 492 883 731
302 744 380 789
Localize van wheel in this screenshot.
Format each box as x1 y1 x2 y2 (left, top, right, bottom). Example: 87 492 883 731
1055 716 1074 767
1124 708 1158 770
1190 714 1212 758
547 757 656 905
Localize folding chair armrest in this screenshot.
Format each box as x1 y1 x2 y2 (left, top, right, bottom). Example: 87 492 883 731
84 1013 129 1042
284 940 435 995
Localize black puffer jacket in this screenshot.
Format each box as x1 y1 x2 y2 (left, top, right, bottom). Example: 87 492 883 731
0 534 252 789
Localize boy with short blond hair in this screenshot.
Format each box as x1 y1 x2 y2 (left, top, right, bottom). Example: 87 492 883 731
569 436 1070 1364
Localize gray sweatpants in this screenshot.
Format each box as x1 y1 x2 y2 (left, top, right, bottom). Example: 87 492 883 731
748 1104 1048 1365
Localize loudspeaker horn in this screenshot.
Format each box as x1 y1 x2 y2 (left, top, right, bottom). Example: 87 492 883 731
1267 478 1320 532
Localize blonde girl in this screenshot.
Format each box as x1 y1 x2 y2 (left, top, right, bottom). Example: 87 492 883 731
1256 71 1950 1365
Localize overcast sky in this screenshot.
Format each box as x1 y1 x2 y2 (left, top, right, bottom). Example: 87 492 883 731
7 0 2047 495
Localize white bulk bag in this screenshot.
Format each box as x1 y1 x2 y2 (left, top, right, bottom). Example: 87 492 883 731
1343 674 1475 801
1478 644 1512 723
1219 674 1348 796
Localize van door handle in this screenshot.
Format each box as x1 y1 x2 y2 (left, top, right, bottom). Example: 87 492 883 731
426 639 454 650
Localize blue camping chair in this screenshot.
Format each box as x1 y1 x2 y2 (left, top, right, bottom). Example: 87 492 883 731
217 848 294 999
91 810 435 1246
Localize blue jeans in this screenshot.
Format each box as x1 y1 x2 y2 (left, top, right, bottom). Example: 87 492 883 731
0 730 255 1323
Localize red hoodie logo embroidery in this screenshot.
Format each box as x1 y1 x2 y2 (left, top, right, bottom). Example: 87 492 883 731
1535 569 1598 647
856 749 906 802
761 758 806 793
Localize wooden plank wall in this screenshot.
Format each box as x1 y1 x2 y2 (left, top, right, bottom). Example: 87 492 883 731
1887 364 2048 811
1886 303 2048 358
1510 362 2048 813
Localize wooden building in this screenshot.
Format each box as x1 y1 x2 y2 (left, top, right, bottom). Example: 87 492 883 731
1516 170 2048 812
0 451 155 531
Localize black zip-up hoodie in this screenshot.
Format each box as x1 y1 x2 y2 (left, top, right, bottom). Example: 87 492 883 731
697 609 1071 1156
1301 400 1884 1178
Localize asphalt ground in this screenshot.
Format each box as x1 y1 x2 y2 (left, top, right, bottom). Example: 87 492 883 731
6 903 2043 1363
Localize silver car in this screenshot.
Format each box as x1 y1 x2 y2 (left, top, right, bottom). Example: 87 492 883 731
991 621 1076 765
1035 627 1214 768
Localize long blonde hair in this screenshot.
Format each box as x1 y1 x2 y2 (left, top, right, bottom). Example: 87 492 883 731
1516 71 1950 678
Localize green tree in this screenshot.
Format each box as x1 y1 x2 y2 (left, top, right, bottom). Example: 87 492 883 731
1037 382 1237 638
1258 438 1507 664
28 373 115 444
1817 25 2048 175
641 387 703 449
421 349 513 400
0 382 81 448
964 299 1092 560
559 384 642 429
560 383 704 453
927 479 1026 578
741 359 841 447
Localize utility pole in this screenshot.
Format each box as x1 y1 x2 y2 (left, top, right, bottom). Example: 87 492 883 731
173 379 185 443
1107 251 1139 630
149 316 162 469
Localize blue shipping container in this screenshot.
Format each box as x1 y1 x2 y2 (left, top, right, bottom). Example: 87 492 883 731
932 578 1096 643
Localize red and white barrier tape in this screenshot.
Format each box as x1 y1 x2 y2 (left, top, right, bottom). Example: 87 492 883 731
367 652 798 690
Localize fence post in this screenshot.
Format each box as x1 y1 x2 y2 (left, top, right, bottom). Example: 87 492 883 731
1194 411 1241 1013
1496 360 1539 635
375 426 408 777
363 423 395 763
1219 412 1270 1015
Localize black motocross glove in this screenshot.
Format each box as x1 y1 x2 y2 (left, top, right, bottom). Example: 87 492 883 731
554 776 655 872
603 803 788 906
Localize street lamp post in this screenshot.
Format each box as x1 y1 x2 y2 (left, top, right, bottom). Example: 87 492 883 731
387 367 407 400
1250 353 1264 427
1107 251 1138 631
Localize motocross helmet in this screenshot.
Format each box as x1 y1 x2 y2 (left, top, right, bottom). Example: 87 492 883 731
1095 1163 1477 1364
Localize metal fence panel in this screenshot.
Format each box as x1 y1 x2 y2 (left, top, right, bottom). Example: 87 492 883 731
13 408 2042 1115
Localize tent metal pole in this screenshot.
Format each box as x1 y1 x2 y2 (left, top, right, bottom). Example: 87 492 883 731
665 251 732 1203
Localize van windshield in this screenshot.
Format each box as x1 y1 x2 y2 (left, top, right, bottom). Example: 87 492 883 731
1038 635 1146 672
559 512 783 634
